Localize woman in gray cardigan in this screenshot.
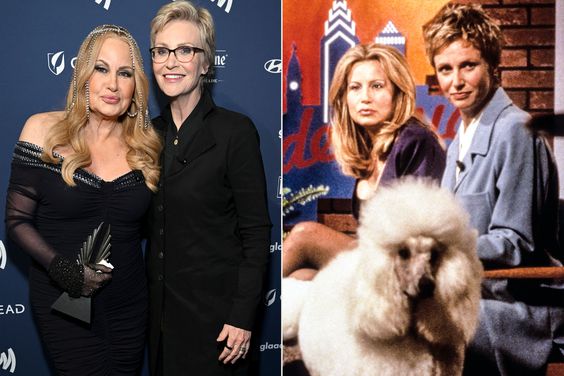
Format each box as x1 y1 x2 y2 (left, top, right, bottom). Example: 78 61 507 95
423 3 563 375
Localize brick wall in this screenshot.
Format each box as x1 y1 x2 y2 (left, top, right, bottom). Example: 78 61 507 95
316 198 358 234
458 0 556 115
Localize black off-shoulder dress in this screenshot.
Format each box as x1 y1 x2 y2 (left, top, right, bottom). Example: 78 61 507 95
6 141 149 375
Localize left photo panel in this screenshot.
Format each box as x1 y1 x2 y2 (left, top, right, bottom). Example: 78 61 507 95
0 1 281 375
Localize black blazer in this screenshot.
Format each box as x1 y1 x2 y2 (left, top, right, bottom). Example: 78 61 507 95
146 91 272 375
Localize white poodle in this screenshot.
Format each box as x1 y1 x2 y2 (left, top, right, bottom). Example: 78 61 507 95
283 178 483 376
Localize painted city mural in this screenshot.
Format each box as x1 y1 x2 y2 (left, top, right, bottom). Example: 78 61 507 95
283 0 455 224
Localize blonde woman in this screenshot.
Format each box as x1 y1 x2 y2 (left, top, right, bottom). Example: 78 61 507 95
5 25 161 374
283 43 445 279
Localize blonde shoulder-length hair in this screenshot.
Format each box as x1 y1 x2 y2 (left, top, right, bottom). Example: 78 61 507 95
150 0 215 86
42 25 162 192
329 43 416 179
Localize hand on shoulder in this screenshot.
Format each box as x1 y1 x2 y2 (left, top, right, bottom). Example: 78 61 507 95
19 111 65 147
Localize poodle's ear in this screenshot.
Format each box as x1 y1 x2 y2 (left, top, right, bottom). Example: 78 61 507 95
416 245 483 345
440 247 483 343
350 249 411 340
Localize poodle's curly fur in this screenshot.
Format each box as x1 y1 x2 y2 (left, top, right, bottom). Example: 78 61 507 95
283 178 483 376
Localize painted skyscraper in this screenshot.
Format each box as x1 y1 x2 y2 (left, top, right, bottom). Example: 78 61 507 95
320 0 359 123
286 43 303 118
374 21 406 55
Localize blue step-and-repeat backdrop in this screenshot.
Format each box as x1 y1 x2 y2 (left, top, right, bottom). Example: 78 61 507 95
0 1 281 375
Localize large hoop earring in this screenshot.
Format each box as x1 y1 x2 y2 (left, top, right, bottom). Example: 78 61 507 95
127 98 138 117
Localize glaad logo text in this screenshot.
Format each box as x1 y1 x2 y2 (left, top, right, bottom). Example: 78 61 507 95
259 342 281 352
0 304 25 315
94 0 111 10
270 242 281 253
0 348 16 373
209 0 233 14
0 241 6 270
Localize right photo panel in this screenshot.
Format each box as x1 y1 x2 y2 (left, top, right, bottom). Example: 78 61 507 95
282 0 562 375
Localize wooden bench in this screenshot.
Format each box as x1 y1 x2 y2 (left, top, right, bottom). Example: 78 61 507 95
484 267 564 279
485 266 564 376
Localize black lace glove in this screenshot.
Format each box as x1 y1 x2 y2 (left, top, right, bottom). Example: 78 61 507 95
48 255 84 298
48 255 112 297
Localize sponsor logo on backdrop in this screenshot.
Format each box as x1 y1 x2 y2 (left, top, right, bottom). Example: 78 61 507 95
47 52 77 76
0 304 26 315
204 51 228 84
259 342 281 352
264 289 277 307
0 348 16 373
94 0 111 10
214 50 228 69
269 242 281 253
264 59 281 74
0 241 6 270
209 0 233 14
204 78 222 84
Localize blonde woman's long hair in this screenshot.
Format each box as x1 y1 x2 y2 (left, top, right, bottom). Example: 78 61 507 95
42 25 162 192
329 43 416 179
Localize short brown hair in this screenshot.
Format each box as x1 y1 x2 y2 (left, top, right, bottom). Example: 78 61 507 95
422 3 503 71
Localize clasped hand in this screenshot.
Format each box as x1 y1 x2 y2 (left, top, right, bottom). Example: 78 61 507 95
217 324 252 364
82 263 112 297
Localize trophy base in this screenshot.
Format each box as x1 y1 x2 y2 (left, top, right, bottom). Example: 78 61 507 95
51 293 91 324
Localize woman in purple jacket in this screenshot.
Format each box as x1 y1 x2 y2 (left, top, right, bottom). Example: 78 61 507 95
283 43 446 279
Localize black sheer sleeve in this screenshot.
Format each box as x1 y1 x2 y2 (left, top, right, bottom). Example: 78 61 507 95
6 142 110 297
5 145 57 269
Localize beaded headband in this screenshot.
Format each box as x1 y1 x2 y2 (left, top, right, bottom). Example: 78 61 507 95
68 24 150 129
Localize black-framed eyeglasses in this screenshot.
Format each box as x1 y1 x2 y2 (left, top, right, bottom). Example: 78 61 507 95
150 46 204 63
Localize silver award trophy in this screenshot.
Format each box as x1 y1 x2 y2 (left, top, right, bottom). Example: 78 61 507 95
51 222 112 324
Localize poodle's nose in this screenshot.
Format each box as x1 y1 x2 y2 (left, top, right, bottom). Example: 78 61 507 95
418 277 435 299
